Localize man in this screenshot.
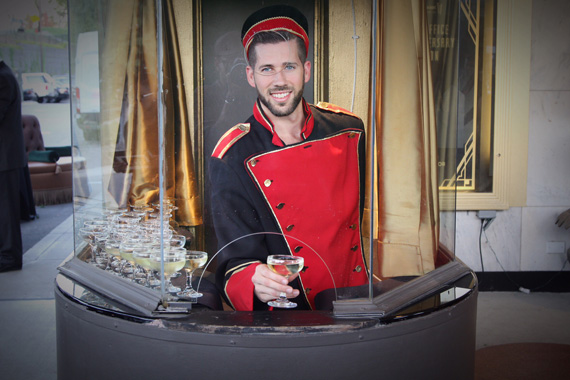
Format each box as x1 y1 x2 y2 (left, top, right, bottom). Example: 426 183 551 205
0 60 26 272
209 5 368 310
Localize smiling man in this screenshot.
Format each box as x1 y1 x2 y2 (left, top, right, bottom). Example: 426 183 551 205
209 5 369 311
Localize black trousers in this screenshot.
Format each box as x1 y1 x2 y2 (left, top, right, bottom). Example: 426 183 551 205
0 168 23 267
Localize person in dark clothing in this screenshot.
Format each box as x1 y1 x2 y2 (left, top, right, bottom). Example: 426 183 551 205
0 60 26 272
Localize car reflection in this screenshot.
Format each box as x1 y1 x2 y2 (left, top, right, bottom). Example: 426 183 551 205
53 74 70 100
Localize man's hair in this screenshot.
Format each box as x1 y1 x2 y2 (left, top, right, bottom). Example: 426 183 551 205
247 31 307 68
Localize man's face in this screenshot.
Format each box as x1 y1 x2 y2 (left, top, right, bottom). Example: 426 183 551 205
246 40 311 118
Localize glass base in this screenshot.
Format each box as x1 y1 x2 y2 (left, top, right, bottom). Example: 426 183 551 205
167 285 181 293
268 299 297 308
177 289 203 299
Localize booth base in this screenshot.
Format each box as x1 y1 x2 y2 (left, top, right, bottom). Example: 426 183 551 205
55 284 477 380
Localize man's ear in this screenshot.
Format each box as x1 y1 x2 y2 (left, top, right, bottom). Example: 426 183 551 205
246 66 256 88
303 60 311 83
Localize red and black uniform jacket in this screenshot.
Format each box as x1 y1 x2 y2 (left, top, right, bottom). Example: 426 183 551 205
209 99 368 311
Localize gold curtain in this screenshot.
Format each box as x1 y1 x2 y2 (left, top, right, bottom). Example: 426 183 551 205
100 0 202 226
369 0 439 278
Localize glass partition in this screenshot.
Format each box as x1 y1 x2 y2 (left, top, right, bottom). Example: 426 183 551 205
61 0 469 319
67 0 193 311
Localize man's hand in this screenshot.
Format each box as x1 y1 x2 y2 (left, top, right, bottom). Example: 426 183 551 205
556 208 570 230
252 264 300 303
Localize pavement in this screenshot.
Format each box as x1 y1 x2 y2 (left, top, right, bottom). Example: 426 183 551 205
1 203 569 380
0 203 73 380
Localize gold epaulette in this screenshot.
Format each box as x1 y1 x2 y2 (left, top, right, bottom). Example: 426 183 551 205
315 101 360 119
211 123 251 159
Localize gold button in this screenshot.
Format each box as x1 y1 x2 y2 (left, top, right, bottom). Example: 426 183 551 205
250 159 257 167
305 288 311 294
286 225 294 231
354 265 362 272
264 179 272 187
294 246 303 253
350 224 357 230
348 132 356 138
276 203 285 209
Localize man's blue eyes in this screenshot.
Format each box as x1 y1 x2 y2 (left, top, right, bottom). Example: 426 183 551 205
257 65 297 75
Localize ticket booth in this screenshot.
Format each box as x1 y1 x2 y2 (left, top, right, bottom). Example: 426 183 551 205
56 1 479 379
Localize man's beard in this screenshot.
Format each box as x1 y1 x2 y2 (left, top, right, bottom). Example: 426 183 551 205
257 84 304 117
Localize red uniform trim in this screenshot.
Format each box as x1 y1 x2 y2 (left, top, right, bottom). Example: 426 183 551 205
211 124 250 159
253 100 314 147
225 262 261 311
315 102 360 119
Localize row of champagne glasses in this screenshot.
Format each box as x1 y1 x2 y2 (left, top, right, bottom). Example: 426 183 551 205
79 202 207 299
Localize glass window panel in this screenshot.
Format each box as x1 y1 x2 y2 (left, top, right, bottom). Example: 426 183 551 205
68 0 184 306
433 0 496 194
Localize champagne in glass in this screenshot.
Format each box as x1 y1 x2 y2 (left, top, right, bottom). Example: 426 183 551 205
133 247 153 270
118 240 138 276
149 251 186 293
266 255 304 308
177 251 208 299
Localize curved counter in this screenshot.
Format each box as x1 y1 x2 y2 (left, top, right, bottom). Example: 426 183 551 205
55 267 477 380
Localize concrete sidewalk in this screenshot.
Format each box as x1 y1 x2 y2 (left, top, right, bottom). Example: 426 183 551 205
0 214 73 380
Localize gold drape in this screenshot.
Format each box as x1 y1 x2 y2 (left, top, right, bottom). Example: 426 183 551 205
101 0 202 226
370 0 439 278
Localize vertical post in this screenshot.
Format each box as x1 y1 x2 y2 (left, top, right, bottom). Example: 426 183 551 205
156 0 166 300
368 0 378 301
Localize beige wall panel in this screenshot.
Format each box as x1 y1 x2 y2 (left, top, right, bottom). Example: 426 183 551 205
328 0 372 124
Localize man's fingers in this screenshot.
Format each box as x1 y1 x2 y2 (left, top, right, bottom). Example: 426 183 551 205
253 264 301 302
258 264 289 284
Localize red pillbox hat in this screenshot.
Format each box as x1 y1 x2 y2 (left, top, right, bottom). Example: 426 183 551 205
241 4 309 60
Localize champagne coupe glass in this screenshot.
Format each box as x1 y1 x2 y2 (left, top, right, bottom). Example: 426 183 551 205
82 218 108 258
130 204 154 220
93 234 110 269
132 245 158 286
119 236 150 278
152 200 179 229
126 208 148 224
83 218 108 228
146 224 173 242
169 234 186 249
149 249 186 293
166 246 185 278
177 251 208 299
266 255 304 308
104 238 122 273
79 225 108 263
118 212 142 230
103 207 127 225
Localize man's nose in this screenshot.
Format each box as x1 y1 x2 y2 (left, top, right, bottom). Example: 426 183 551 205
271 68 287 84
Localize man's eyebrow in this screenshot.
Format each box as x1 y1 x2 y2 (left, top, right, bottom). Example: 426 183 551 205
260 62 296 66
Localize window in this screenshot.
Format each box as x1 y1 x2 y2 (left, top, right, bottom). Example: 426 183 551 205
433 0 531 210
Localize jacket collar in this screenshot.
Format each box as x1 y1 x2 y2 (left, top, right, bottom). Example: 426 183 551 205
253 98 314 147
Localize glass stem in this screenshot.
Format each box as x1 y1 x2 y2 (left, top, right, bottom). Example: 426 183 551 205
89 243 97 262
186 269 194 291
